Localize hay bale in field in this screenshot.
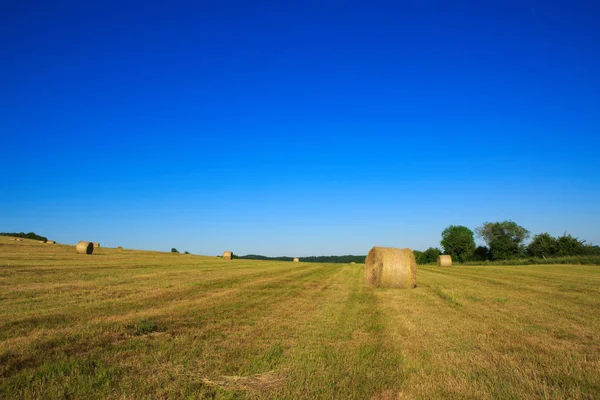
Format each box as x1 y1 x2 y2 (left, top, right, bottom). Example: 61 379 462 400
93 242 100 248
46 240 56 244
364 246 416 289
350 261 356 265
76 241 94 255
438 255 452 267
222 251 233 260
293 257 299 262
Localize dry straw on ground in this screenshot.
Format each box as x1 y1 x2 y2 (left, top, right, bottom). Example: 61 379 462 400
76 241 94 255
438 255 452 267
293 258 299 262
46 240 56 244
364 246 416 289
94 242 100 248
222 251 233 260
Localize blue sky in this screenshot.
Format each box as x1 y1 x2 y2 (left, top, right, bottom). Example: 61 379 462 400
1 1 599 256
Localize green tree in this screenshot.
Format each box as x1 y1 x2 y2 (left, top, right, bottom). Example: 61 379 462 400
472 246 490 261
555 234 586 256
440 225 476 262
475 221 530 260
413 250 424 264
527 233 558 258
421 247 442 264
171 248 179 253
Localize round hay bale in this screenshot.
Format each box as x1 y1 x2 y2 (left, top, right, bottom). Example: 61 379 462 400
222 251 233 260
93 242 100 248
364 246 416 289
437 255 452 267
76 241 94 255
46 240 56 244
293 257 299 262
350 261 356 265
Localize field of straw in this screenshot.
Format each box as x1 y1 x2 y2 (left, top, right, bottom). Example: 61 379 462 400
1 236 599 399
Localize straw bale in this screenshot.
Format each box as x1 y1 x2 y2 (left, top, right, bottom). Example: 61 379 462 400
293 258 299 262
437 255 452 267
222 251 233 260
76 241 94 255
364 246 416 289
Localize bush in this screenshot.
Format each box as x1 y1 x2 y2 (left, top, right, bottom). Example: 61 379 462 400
171 248 179 253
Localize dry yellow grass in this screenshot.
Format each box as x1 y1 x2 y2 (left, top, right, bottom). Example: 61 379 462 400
1 235 599 399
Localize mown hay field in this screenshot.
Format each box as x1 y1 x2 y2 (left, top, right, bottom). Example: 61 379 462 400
1 236 599 399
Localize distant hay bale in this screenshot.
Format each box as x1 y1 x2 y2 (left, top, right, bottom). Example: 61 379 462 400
350 261 356 265
438 255 452 267
293 258 299 262
46 240 56 244
93 242 100 248
76 241 94 255
364 246 416 289
222 251 233 260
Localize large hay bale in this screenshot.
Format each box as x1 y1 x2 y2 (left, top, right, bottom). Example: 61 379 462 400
293 257 299 262
46 240 56 244
350 261 356 265
93 242 100 248
76 241 94 255
222 251 233 260
437 255 452 267
364 246 416 289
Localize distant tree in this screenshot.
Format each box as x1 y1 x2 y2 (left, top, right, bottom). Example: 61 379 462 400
440 225 476 262
585 245 600 255
527 233 558 258
171 248 179 253
472 246 490 261
184 251 190 254
476 221 530 260
413 250 424 264
555 234 586 256
421 247 442 264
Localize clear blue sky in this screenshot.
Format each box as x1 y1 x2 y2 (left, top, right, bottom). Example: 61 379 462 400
2 1 599 256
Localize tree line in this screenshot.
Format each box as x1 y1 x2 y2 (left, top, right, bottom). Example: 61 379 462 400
414 221 600 264
234 254 366 263
0 232 48 242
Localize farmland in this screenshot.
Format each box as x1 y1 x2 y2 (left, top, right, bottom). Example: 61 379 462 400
1 236 599 399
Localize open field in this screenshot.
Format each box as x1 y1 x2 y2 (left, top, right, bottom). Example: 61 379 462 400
1 236 599 399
